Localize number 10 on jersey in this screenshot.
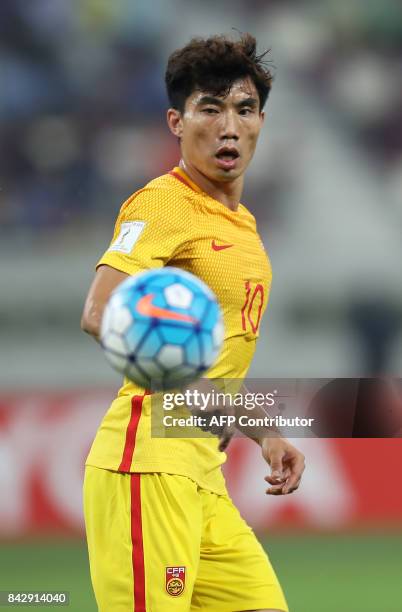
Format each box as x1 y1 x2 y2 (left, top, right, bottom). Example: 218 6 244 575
241 281 264 334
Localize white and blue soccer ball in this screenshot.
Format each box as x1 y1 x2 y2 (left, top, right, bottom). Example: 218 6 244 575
100 267 224 390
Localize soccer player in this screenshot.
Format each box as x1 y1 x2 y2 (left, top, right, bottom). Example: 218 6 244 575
81 33 305 612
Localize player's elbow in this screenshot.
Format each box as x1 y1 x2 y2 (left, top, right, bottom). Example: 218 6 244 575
80 309 101 341
80 311 91 334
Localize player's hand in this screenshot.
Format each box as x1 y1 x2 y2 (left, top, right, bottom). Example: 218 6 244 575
261 437 305 495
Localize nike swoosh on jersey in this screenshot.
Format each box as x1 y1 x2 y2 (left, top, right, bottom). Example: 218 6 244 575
136 294 198 323
211 240 234 251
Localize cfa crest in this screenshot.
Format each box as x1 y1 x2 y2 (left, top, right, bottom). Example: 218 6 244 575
166 566 186 597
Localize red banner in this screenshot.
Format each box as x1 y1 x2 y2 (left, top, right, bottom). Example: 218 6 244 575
0 391 401 536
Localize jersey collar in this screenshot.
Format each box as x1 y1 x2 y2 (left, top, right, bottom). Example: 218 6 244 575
169 167 202 193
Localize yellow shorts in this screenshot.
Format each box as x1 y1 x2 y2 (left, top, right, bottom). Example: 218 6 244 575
83 466 288 611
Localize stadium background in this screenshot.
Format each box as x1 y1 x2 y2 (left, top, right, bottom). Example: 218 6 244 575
1 1 401 610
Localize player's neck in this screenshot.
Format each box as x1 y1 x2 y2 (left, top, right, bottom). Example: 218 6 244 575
179 160 243 211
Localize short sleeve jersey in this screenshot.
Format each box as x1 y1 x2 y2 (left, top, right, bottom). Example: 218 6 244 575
85 167 272 494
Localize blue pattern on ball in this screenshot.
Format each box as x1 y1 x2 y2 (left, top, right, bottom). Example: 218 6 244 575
101 267 224 390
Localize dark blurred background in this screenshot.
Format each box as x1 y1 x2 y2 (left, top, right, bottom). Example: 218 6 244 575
1 0 401 384
0 1 401 610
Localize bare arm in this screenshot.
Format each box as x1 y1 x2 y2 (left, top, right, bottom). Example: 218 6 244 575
81 265 129 341
233 386 305 495
214 383 306 495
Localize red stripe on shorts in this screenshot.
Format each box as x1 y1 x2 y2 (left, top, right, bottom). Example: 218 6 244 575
118 393 147 472
131 473 146 611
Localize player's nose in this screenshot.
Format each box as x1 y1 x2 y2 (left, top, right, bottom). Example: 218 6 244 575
219 110 240 140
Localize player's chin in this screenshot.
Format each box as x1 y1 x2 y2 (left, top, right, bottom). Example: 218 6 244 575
212 165 243 181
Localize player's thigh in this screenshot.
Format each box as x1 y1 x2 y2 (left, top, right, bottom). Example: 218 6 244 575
191 492 288 612
83 466 136 611
84 466 202 611
141 472 203 609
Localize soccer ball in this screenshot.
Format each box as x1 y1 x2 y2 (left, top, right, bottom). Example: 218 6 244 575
100 267 224 390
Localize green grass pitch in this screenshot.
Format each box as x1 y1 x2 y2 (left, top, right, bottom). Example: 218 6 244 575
0 533 400 611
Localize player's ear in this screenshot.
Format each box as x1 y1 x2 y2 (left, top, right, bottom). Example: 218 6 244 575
260 110 265 125
167 108 183 138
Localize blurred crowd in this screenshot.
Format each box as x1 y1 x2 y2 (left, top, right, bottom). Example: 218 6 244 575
1 0 401 380
1 0 401 233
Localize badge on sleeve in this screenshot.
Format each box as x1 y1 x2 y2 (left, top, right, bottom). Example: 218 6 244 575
108 221 146 254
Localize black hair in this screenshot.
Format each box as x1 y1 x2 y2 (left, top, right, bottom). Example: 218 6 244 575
165 33 273 112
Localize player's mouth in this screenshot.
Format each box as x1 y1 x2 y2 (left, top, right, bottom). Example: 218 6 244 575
215 146 240 171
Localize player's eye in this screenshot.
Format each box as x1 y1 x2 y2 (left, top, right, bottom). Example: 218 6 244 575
202 107 219 114
239 107 253 115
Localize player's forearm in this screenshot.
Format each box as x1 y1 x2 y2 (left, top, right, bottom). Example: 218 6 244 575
234 384 282 445
234 405 282 445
